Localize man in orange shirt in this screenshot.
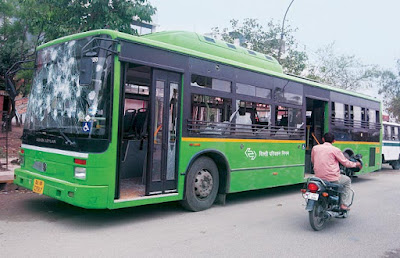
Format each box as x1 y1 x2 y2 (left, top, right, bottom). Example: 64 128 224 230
311 132 362 210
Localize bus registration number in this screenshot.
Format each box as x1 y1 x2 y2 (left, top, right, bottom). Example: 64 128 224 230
33 179 45 194
303 192 319 201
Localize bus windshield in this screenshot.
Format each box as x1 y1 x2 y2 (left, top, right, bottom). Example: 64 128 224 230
23 36 114 152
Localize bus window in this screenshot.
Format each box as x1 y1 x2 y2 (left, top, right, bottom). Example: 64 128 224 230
361 108 366 127
275 106 302 137
276 106 288 127
376 110 380 124
369 109 376 129
350 105 354 120
234 100 271 136
274 80 303 105
391 126 396 141
236 83 255 96
334 102 344 120
350 105 354 127
191 74 231 93
256 87 272 99
236 82 272 99
384 125 391 140
344 104 349 120
190 94 232 135
255 103 271 125
353 106 361 128
235 101 254 134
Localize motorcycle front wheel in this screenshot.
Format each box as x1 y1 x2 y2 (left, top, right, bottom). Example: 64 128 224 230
309 201 327 231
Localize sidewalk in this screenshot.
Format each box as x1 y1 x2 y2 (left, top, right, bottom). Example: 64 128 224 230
0 158 19 184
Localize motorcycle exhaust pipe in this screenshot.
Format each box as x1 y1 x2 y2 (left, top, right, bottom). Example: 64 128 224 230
325 211 335 218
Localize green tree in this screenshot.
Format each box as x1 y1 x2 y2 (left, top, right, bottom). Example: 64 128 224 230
377 60 400 121
0 0 157 91
306 43 379 91
211 18 308 75
17 0 156 45
0 0 32 89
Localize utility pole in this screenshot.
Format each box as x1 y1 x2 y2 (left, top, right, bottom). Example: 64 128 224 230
277 0 295 62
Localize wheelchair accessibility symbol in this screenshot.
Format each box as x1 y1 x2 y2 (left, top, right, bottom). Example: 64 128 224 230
82 122 92 132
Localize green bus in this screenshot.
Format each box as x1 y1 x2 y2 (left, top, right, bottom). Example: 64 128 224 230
14 29 382 211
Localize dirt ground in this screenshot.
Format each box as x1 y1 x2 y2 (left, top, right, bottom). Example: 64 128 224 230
0 125 23 168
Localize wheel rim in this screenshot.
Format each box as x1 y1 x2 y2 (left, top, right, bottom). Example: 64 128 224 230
194 169 213 199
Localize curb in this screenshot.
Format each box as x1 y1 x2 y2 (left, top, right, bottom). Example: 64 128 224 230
0 170 14 183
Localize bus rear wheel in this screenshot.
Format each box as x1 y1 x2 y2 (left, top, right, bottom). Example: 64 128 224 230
391 161 400 170
181 156 219 212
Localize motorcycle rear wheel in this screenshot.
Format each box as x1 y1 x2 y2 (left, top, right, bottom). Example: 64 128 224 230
309 202 327 231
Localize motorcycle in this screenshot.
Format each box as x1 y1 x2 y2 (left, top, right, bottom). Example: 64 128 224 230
302 153 363 231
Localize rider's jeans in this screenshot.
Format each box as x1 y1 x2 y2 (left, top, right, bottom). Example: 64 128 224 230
331 175 352 206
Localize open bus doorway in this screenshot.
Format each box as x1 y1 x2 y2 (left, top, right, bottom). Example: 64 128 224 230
116 63 180 200
305 98 327 175
116 63 150 200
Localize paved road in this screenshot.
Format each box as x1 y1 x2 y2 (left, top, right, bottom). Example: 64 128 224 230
1 165 399 257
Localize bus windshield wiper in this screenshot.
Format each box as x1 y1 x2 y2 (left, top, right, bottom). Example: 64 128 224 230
36 127 77 146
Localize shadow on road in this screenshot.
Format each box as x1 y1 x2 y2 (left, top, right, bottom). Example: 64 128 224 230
18 197 185 228
3 168 393 229
2 184 305 229
226 183 303 205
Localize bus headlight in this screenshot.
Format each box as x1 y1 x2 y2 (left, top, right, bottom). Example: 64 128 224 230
74 167 86 180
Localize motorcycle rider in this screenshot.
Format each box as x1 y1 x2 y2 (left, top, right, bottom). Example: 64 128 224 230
311 132 362 210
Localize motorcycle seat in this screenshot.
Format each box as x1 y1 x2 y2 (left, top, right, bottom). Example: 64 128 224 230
324 181 344 192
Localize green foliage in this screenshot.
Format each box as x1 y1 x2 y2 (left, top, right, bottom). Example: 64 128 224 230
211 18 308 75
306 43 379 91
0 0 156 93
377 60 400 121
17 0 156 43
0 0 32 89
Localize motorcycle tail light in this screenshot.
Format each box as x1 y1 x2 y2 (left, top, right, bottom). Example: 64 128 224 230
307 182 319 193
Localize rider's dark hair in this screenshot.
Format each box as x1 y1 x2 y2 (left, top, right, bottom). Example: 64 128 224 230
323 132 335 143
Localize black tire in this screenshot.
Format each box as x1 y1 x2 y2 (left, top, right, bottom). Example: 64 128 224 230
391 161 400 170
181 156 219 212
309 201 327 231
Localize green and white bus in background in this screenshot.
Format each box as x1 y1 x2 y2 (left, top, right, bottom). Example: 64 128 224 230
14 29 382 211
382 121 400 169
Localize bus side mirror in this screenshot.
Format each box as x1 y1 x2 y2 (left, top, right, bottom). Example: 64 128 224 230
79 57 93 85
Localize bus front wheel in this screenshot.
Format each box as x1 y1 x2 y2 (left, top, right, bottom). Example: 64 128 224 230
181 156 219 212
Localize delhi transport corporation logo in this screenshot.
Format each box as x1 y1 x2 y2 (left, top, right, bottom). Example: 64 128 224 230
245 148 257 160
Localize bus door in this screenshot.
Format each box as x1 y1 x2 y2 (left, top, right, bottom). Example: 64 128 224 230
305 98 327 174
146 69 180 195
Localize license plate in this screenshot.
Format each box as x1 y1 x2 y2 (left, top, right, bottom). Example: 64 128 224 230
33 179 45 194
303 192 319 201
